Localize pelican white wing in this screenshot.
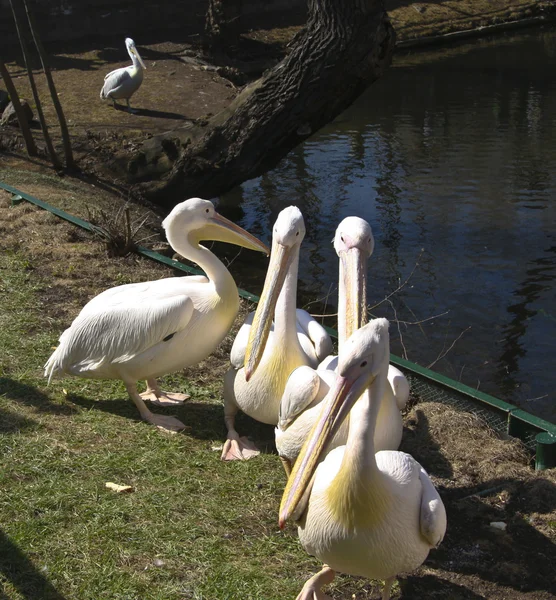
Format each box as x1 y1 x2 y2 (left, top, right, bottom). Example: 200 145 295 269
295 309 333 363
419 466 447 547
100 67 142 100
228 309 331 371
45 291 194 380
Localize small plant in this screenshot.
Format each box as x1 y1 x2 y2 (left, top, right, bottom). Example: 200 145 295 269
86 204 149 257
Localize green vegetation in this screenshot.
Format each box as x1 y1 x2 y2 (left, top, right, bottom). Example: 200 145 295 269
0 249 377 599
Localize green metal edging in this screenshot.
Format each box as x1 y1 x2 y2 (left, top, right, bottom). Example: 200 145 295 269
0 182 259 303
2 180 555 469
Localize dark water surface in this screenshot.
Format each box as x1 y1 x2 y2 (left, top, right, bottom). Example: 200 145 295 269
221 27 556 423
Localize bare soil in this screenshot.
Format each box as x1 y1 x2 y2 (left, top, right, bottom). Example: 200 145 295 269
0 166 555 599
0 0 554 184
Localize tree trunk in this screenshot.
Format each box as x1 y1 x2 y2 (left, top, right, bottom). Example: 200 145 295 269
9 0 61 169
205 0 244 54
21 0 75 169
127 0 394 208
0 59 37 156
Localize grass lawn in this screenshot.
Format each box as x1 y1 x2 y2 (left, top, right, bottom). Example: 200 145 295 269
0 170 555 600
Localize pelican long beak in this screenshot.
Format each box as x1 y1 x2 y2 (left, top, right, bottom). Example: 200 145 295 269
131 47 147 69
339 246 367 342
196 212 269 255
244 240 293 381
279 369 376 528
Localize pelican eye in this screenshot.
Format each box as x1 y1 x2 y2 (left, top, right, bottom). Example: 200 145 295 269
341 235 345 242
360 360 368 368
205 208 210 213
296 231 299 236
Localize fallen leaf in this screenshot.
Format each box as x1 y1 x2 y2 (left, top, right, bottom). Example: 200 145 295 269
105 482 134 493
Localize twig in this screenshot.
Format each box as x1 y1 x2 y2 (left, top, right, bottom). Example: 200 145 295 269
368 249 424 312
427 326 472 369
386 298 408 360
383 310 450 326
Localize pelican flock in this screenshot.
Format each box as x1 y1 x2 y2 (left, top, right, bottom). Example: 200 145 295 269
45 198 268 432
221 206 332 461
280 319 447 600
276 216 408 473
42 195 445 595
100 37 146 113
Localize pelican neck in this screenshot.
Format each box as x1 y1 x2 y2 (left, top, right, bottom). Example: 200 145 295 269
274 243 302 345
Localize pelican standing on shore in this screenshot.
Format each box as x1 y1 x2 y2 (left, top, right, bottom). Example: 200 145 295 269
280 319 446 600
276 217 408 472
45 198 269 432
221 206 332 460
100 38 146 113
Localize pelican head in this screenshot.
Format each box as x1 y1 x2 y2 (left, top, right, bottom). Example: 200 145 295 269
279 318 390 528
163 198 269 255
125 37 146 69
244 206 305 380
334 217 374 342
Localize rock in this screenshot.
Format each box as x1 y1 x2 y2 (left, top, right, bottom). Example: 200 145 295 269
0 90 9 112
1 99 34 127
489 521 507 532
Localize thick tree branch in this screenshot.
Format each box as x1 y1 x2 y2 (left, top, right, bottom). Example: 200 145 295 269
124 0 394 207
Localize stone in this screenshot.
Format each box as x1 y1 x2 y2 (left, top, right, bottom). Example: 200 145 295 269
1 99 34 127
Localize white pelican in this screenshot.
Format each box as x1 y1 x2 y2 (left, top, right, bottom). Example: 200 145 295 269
45 198 269 432
221 206 332 460
280 319 447 600
100 38 146 113
276 217 408 472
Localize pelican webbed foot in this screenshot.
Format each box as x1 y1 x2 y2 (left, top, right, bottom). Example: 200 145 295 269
126 382 186 433
140 379 190 406
146 413 186 433
221 433 260 461
296 565 335 600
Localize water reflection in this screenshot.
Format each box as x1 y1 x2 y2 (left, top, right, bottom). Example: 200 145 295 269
221 27 556 422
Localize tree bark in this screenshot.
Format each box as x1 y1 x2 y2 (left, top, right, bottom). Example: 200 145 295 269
9 0 62 169
205 0 244 54
0 59 37 156
127 0 394 208
21 0 75 169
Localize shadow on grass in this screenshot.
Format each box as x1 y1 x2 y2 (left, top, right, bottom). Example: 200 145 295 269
0 531 67 600
0 377 76 416
0 406 37 434
67 393 277 451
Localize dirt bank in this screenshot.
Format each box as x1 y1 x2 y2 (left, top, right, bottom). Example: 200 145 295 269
1 0 555 188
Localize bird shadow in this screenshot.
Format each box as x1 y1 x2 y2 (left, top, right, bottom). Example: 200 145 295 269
400 409 454 478
113 104 190 120
0 406 37 434
437 475 556 595
399 406 556 595
0 530 67 600
0 377 76 416
66 392 277 451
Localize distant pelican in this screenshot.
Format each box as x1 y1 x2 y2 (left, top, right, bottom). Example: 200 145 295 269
276 217 408 473
100 38 146 113
45 198 269 432
221 206 332 460
280 319 446 600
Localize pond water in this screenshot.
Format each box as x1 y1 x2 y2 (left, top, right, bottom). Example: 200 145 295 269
221 27 556 423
